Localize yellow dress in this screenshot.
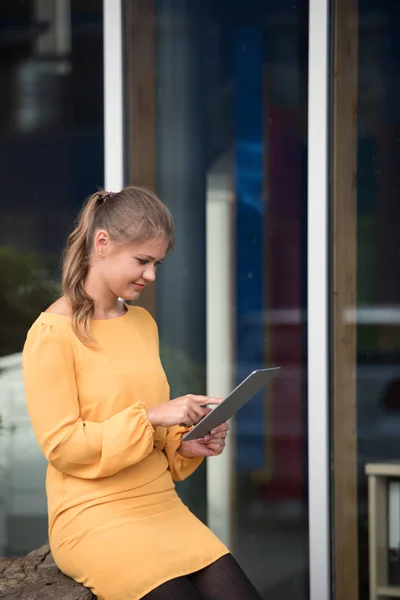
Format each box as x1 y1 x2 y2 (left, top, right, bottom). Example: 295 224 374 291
22 305 229 600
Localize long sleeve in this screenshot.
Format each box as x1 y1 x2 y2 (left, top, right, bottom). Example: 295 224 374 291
22 321 156 479
140 310 204 481
164 425 203 481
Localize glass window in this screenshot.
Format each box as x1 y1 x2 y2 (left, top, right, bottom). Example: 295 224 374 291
0 0 104 557
125 1 309 597
332 0 400 597
357 2 400 596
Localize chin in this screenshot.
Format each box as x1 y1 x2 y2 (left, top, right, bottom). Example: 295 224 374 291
121 289 140 301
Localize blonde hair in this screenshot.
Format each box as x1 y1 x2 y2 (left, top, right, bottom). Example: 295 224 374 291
61 186 174 345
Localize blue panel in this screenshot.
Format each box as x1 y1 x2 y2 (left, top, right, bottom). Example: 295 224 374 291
234 27 265 471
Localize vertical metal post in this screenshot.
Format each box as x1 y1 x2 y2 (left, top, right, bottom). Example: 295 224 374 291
308 0 330 597
206 157 235 548
103 0 124 191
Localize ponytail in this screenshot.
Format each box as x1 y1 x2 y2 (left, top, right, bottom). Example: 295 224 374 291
61 191 105 345
61 185 175 346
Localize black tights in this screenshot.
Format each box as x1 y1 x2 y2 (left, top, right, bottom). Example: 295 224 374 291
141 554 262 600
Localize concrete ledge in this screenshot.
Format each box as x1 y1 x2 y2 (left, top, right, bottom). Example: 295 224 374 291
0 544 95 599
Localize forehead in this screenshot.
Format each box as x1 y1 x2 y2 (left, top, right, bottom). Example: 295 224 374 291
122 237 169 258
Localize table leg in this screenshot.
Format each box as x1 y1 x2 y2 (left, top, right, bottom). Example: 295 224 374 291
369 474 388 600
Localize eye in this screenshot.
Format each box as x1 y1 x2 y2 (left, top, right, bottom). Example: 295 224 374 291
136 258 163 267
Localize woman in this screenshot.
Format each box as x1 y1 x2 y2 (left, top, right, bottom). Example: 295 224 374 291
22 186 262 600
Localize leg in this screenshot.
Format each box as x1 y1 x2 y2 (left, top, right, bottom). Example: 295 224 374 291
142 575 204 599
189 554 263 600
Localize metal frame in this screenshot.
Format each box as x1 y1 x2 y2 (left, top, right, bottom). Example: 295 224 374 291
308 0 331 598
103 0 124 192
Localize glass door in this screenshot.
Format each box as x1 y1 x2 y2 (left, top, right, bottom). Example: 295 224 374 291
124 1 311 598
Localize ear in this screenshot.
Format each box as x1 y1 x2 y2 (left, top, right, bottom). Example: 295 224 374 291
93 229 111 258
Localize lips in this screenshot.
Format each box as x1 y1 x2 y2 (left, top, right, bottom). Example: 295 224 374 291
133 283 145 289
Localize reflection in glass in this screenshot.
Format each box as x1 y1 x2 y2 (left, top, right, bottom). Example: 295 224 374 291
232 8 309 598
356 1 400 596
126 1 309 597
0 1 103 557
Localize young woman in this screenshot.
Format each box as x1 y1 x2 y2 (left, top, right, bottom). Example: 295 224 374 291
22 186 262 600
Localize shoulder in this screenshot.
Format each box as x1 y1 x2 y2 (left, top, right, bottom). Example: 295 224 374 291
130 305 157 326
45 296 71 316
22 314 75 375
23 299 75 357
129 305 159 339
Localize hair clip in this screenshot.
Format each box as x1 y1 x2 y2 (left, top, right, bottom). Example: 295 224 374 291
103 192 115 203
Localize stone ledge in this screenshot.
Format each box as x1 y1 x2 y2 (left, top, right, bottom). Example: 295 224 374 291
0 544 95 599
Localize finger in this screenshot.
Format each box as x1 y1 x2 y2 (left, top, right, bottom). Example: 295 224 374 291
180 414 194 427
210 422 229 435
181 440 214 456
187 407 201 425
206 440 225 453
204 432 226 444
190 443 214 457
210 427 229 437
204 429 227 439
203 424 229 441
206 445 224 456
188 395 223 406
180 404 202 427
203 429 228 442
179 415 202 429
208 437 225 447
201 446 216 457
202 449 216 457
189 404 208 424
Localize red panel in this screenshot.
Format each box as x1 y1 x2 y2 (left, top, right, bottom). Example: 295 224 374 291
263 107 305 501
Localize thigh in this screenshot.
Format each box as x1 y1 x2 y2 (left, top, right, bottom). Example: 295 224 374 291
53 512 214 600
141 576 204 600
189 554 263 600
52 517 184 600
52 492 229 600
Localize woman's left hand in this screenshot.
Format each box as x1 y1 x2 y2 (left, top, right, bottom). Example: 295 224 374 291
178 422 229 458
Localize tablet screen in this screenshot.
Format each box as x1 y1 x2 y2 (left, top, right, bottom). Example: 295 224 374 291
182 367 280 441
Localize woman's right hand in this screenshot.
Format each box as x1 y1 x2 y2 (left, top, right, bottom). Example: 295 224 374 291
146 395 222 428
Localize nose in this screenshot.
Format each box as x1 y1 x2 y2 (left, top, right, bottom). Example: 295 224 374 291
143 265 156 282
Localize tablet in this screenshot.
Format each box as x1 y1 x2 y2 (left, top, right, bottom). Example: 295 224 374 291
182 367 281 441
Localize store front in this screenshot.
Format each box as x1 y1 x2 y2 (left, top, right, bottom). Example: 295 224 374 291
1 0 400 598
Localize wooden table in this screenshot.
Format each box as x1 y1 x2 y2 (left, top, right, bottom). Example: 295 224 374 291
366 462 400 599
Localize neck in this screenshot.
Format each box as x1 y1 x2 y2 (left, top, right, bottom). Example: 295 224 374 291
84 269 123 318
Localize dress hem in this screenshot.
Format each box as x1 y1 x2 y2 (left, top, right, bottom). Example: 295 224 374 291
127 548 231 600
